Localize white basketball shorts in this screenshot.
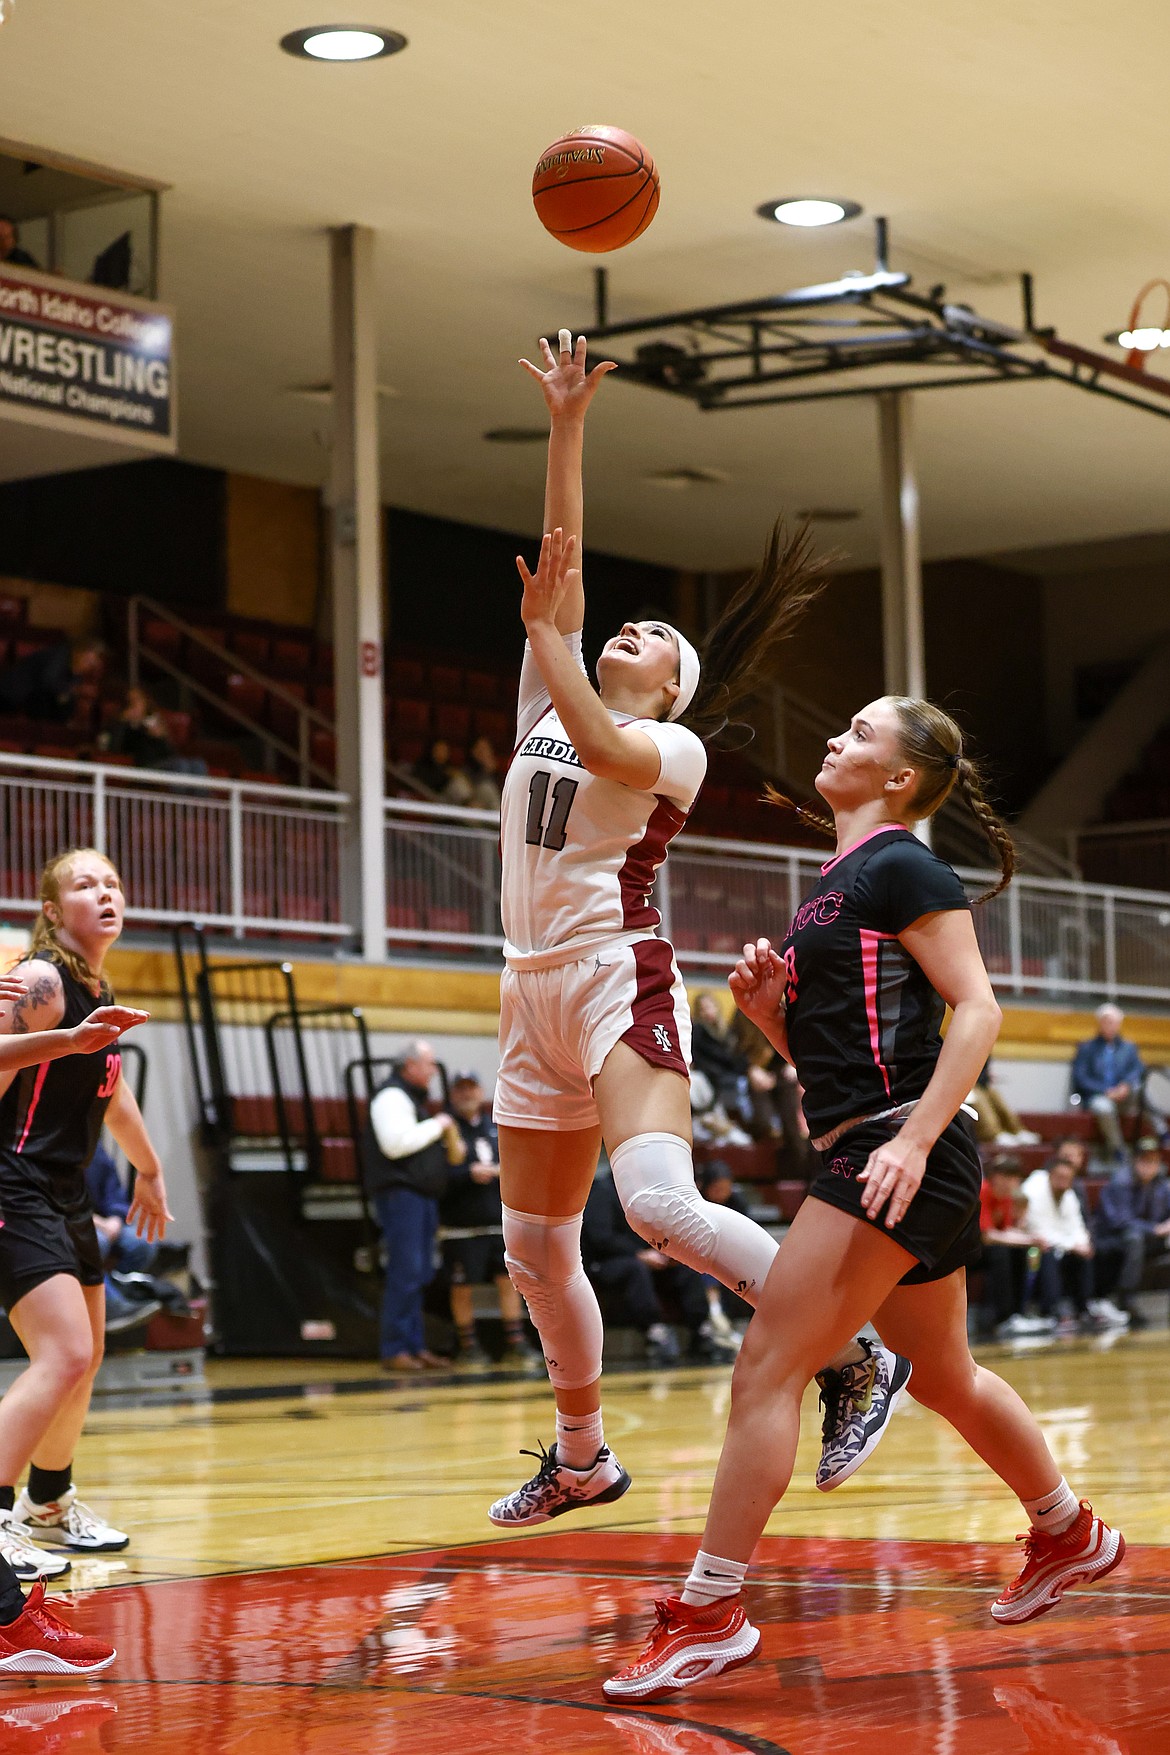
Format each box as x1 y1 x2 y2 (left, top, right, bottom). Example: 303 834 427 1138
493 936 691 1131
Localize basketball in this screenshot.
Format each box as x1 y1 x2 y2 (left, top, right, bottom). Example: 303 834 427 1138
532 125 660 253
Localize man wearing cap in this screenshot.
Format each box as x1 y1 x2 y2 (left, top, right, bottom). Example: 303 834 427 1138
1092 1137 1170 1327
439 1072 539 1368
1071 1004 1144 1161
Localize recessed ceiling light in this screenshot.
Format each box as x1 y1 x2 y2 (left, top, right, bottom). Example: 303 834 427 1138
280 25 407 61
757 198 862 228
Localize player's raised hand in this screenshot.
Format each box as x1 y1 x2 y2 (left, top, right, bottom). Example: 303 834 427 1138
70 1006 150 1053
517 527 579 630
728 938 787 1026
519 328 616 421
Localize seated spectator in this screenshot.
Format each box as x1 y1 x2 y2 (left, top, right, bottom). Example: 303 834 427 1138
1092 1136 1170 1328
0 634 105 724
967 1061 1040 1147
444 735 502 811
361 1041 463 1371
1072 1004 1144 1162
1021 1156 1095 1329
1051 1134 1090 1179
106 687 208 776
411 737 466 800
0 214 38 270
439 1071 538 1367
691 992 751 1123
978 1158 1052 1338
581 1162 735 1365
84 1141 163 1333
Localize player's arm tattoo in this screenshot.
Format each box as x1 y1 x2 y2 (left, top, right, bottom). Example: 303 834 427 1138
8 970 62 1034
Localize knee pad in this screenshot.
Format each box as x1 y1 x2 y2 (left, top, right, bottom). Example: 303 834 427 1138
609 1132 777 1304
502 1207 603 1391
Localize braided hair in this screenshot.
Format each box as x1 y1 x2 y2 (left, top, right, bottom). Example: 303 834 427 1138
767 698 1016 903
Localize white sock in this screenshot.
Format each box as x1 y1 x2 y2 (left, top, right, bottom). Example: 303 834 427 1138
680 1549 748 1607
1021 1477 1080 1535
556 1408 603 1470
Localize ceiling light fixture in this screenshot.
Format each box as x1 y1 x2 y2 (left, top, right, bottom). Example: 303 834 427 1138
1105 279 1170 371
757 198 862 229
280 25 407 61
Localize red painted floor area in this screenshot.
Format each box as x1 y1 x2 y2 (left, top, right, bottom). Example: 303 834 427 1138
4 1532 1167 1753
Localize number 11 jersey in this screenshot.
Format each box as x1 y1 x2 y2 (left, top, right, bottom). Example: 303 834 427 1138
500 632 707 971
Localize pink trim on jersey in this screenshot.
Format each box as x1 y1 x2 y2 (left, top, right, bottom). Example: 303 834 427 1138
15 1061 50 1154
618 795 687 931
858 928 894 1098
820 823 908 876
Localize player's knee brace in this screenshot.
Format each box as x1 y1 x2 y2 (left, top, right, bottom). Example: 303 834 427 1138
608 1132 777 1304
501 1206 604 1391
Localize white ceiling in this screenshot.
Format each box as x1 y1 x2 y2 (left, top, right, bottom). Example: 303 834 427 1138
1 0 1168 570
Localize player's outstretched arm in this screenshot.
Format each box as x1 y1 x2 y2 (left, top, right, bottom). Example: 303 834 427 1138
519 329 616 635
0 974 147 1079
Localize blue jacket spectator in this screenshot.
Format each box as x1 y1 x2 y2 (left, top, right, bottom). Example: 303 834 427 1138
1071 1005 1143 1159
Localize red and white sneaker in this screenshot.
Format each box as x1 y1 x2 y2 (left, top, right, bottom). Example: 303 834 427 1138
0 1581 115 1675
991 1501 1125 1624
602 1595 761 1703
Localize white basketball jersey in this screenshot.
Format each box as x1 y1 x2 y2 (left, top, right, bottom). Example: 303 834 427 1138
501 633 707 970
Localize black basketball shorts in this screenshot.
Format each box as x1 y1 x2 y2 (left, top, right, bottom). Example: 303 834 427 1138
807 1109 983 1285
0 1170 105 1311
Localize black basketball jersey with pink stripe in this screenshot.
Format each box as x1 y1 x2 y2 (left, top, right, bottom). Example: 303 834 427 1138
0 952 121 1175
780 826 969 1136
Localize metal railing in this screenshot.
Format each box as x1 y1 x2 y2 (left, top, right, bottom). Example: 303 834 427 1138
0 753 348 940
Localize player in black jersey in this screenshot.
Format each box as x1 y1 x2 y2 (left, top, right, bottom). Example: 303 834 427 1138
0 848 172 1593
607 696 1124 1703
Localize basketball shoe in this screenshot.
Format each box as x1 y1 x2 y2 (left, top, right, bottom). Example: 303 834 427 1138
488 1441 631 1527
12 1488 129 1553
602 1595 761 1703
0 1510 71 1581
991 1501 1125 1623
815 1337 912 1491
0 1582 115 1675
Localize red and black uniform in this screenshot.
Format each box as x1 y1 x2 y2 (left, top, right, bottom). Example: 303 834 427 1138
781 825 982 1283
0 953 121 1308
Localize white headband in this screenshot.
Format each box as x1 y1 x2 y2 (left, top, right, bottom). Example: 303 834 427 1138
664 626 701 721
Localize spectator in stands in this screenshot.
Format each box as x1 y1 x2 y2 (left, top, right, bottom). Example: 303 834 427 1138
439 1071 538 1367
581 1162 736 1365
1092 1136 1170 1328
410 737 465 800
1052 1134 1091 1178
448 734 502 810
967 1061 1040 1147
0 634 105 724
361 1042 464 1371
691 992 751 1122
84 1141 164 1334
1072 1004 1144 1161
106 687 208 776
0 215 38 270
728 1012 786 1140
1021 1155 1096 1329
978 1158 1052 1338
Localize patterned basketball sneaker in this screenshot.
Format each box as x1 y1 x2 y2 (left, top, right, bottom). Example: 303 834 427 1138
0 1510 71 1581
602 1595 761 1703
991 1501 1125 1624
12 1487 129 1553
488 1441 631 1527
0 1581 116 1675
815 1337 912 1491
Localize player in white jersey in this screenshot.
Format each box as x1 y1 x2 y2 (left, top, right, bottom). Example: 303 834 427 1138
488 332 911 1527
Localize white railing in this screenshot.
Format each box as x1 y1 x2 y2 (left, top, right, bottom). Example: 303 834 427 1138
5 758 1167 997
0 754 348 941
383 798 1170 1001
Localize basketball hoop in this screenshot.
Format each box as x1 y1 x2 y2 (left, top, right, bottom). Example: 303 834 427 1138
1117 280 1170 372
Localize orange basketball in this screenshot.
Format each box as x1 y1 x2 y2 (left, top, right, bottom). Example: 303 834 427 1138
532 126 660 254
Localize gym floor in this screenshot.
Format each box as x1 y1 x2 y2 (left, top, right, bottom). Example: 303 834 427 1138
9 1333 1168 1752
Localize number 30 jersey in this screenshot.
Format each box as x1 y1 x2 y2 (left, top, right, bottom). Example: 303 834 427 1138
0 951 121 1180
500 632 707 971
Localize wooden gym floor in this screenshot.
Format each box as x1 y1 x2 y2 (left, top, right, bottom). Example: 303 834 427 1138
7 1332 1169 1753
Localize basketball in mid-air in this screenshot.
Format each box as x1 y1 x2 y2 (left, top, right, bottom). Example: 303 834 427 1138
532 126 660 253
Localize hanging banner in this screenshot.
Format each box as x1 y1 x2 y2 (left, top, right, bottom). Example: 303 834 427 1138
0 263 175 451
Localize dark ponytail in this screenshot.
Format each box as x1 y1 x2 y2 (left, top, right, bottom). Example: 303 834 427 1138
683 520 832 743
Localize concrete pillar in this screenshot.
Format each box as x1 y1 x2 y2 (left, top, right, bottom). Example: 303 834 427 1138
329 225 386 961
877 391 929 844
